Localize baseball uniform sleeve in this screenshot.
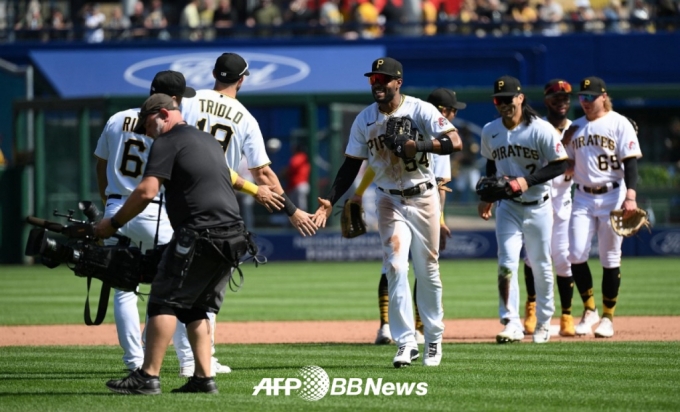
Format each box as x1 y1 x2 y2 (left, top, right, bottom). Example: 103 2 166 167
242 116 271 169
417 101 456 139
617 116 643 160
433 154 451 181
94 118 112 160
180 97 197 126
345 116 368 159
480 123 494 160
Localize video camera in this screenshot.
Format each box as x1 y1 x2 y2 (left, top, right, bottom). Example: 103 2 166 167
24 201 167 325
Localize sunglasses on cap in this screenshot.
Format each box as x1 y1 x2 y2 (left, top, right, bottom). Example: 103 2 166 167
545 81 572 95
579 94 599 103
369 74 396 86
438 105 458 115
493 95 517 106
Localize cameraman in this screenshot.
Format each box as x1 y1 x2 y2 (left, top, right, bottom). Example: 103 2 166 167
95 93 247 395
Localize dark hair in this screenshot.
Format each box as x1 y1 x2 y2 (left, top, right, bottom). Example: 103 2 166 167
521 99 541 126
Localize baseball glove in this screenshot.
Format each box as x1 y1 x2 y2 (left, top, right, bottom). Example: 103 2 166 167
385 116 417 159
341 199 367 238
475 176 523 203
610 208 651 237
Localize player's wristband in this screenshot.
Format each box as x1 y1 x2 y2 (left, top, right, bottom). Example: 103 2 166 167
110 216 124 229
355 167 375 196
440 212 445 225
625 197 636 201
415 139 434 153
281 193 298 217
239 180 259 197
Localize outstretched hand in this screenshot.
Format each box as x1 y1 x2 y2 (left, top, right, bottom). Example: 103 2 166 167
312 198 333 228
254 185 284 212
478 201 493 220
439 224 451 250
288 208 318 237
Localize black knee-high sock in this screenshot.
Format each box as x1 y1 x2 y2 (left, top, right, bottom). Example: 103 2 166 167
379 273 389 325
524 263 536 302
571 262 595 311
413 280 423 332
556 276 574 315
602 267 621 320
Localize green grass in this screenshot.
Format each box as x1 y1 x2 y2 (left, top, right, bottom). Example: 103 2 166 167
0 342 679 411
1 258 679 325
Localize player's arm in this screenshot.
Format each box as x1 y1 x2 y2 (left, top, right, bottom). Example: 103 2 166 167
621 157 639 216
523 159 568 188
404 129 462 157
437 178 452 250
313 156 364 228
95 156 108 206
250 164 317 236
351 166 375 203
94 176 163 239
477 159 496 220
229 169 284 212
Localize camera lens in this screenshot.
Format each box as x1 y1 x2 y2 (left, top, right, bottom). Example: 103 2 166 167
79 201 102 222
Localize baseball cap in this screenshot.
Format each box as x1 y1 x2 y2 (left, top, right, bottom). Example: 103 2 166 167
150 70 196 98
544 79 573 96
133 94 178 135
364 57 403 78
578 76 607 96
213 53 250 83
427 88 467 110
492 76 522 96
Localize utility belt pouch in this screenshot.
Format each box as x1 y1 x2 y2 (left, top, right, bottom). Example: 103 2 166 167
168 227 198 278
220 232 249 264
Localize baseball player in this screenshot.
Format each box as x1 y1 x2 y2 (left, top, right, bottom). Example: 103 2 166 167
314 57 462 367
181 52 317 237
566 76 642 338
352 88 464 346
522 79 576 337
478 76 568 344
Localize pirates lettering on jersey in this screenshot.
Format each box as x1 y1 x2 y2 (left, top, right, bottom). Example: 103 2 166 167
367 134 388 156
122 116 138 133
491 145 539 161
571 134 616 151
198 99 243 124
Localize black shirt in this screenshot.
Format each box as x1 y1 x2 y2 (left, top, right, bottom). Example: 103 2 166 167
144 123 241 230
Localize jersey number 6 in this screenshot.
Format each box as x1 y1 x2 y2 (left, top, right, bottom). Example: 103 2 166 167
119 139 147 178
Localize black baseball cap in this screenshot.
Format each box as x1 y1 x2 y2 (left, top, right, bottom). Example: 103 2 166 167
492 75 522 96
364 57 403 78
133 93 178 135
150 70 196 98
578 76 607 96
544 79 573 96
427 88 467 110
214 53 250 83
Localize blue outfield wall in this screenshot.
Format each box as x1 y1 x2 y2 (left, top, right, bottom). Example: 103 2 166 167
249 228 680 262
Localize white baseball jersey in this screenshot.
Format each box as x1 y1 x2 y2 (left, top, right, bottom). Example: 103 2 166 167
94 108 161 201
481 117 567 202
567 111 642 186
546 118 573 220
181 90 271 171
433 154 451 182
345 95 456 191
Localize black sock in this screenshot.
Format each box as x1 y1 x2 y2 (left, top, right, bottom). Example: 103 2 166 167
379 273 389 326
571 262 595 311
524 263 536 302
602 267 621 320
556 276 574 315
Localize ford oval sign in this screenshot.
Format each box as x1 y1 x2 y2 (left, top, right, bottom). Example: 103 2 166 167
123 52 310 92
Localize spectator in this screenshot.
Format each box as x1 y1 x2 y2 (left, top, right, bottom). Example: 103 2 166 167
129 0 148 39
602 0 626 33
509 0 537 35
380 0 405 35
476 0 506 36
14 0 43 41
106 5 130 40
319 0 343 34
283 0 317 36
145 0 170 40
630 0 651 32
422 0 438 35
82 3 106 43
354 0 383 39
180 0 202 40
213 0 238 37
656 0 680 31
570 0 598 32
200 0 216 39
283 143 311 212
47 6 72 41
538 0 564 36
457 0 479 36
252 0 283 37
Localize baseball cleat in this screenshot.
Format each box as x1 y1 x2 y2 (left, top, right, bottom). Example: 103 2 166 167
106 369 161 395
375 324 393 345
524 301 537 334
496 325 524 344
559 314 576 337
532 323 551 344
415 330 425 345
393 344 419 368
422 342 442 366
594 317 614 338
575 309 599 335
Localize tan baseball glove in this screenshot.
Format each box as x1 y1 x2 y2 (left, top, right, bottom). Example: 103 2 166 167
341 199 367 239
610 208 651 237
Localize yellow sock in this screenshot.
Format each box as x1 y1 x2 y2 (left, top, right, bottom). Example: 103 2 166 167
582 288 596 311
603 296 617 320
379 295 389 325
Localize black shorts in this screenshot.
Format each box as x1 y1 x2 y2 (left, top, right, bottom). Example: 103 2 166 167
149 226 242 313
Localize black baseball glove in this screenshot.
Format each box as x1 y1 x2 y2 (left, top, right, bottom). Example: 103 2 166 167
385 116 417 159
475 176 523 203
341 199 367 238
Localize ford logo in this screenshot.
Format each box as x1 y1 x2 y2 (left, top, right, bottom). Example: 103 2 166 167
123 52 310 92
443 234 490 257
650 231 680 255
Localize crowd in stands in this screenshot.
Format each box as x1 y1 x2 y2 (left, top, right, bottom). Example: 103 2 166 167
1 0 679 43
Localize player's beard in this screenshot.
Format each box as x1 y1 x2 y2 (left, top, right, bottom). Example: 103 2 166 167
372 86 395 105
149 117 165 138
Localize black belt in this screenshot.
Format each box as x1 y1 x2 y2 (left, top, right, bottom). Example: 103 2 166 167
378 182 434 197
576 182 619 194
511 194 549 206
108 194 162 205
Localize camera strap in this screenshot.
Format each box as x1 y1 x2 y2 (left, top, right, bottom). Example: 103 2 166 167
153 194 163 248
83 277 111 326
